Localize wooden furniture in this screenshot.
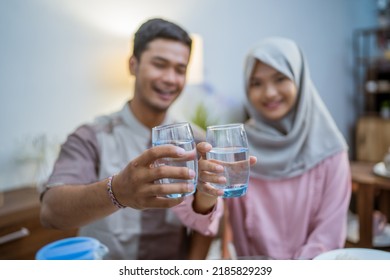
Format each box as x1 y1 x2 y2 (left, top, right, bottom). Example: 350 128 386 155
0 187 77 259
356 116 390 162
349 161 390 249
353 27 390 162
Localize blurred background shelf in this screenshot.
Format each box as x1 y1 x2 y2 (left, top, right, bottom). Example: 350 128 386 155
356 116 390 162
353 26 390 161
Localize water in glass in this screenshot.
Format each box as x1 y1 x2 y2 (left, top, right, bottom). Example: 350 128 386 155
207 146 249 198
152 122 197 198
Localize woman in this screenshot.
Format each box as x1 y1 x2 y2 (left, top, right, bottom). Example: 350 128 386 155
180 37 351 260
232 37 351 259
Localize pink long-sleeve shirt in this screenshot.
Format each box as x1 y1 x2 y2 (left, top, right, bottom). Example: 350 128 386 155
227 151 351 259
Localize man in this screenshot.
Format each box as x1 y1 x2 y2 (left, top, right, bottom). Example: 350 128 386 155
40 18 220 259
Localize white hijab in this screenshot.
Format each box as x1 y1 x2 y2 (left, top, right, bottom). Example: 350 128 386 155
244 37 347 179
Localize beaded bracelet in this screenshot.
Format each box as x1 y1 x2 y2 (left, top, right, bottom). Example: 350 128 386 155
107 175 126 209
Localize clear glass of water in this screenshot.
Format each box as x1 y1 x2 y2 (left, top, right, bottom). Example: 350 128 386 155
152 122 198 198
206 123 250 198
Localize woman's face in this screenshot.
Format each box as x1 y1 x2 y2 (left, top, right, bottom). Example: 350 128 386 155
248 60 298 121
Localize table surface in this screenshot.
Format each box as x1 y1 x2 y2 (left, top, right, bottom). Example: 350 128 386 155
0 187 39 228
350 161 390 189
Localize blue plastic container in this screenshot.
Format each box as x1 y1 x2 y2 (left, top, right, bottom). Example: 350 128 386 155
35 237 108 260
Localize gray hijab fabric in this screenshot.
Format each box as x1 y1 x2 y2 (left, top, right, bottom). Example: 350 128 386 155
244 37 348 179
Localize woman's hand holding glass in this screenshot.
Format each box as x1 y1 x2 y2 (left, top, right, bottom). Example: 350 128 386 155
205 124 253 198
196 142 257 198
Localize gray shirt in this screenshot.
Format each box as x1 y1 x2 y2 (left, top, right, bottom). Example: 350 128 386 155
45 102 205 259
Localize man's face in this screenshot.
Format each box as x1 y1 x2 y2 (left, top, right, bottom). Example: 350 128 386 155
130 38 190 112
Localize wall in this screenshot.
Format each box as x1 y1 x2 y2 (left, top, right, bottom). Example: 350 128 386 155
0 0 378 190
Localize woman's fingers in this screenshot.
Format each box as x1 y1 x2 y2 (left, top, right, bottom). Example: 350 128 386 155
249 156 257 166
196 142 212 159
197 182 224 197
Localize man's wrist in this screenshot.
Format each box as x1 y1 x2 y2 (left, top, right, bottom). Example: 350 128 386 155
106 175 126 209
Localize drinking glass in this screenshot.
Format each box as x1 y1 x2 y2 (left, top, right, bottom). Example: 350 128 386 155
206 123 250 198
152 122 198 198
